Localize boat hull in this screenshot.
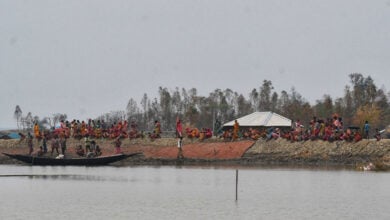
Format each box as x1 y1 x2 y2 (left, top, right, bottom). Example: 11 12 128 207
2 153 139 166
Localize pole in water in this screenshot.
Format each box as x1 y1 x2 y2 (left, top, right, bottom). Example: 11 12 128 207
235 169 238 201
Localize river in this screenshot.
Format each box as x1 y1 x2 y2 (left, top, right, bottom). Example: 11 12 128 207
0 165 389 220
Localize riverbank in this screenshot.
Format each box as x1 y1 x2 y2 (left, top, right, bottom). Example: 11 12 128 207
1 138 389 170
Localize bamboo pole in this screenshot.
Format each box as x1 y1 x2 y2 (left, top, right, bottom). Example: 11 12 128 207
235 169 238 201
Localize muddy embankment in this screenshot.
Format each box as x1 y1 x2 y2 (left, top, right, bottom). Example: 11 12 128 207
0 138 389 169
244 139 390 168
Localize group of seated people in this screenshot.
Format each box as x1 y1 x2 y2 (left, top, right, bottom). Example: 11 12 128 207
75 141 102 158
286 115 370 142
58 119 136 139
220 114 382 143
221 127 276 141
185 127 213 140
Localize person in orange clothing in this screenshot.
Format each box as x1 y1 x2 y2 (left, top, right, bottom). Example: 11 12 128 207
232 120 239 141
33 122 40 139
191 127 199 138
81 121 86 136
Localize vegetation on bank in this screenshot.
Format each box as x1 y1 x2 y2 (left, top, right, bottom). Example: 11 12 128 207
13 73 390 134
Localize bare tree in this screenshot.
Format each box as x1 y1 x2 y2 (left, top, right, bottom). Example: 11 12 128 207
52 113 67 128
14 105 22 130
159 87 174 130
126 98 140 121
259 80 274 111
24 112 33 130
40 117 51 129
249 88 259 111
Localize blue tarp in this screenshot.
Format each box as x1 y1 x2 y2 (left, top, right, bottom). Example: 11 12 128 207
8 132 21 139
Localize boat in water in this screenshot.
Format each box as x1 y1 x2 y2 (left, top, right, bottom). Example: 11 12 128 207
2 152 140 166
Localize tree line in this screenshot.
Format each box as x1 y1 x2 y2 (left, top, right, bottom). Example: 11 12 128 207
15 73 390 132
103 73 390 132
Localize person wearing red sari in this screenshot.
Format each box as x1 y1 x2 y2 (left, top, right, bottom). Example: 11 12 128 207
354 131 362 142
176 118 183 138
122 121 128 133
114 121 122 137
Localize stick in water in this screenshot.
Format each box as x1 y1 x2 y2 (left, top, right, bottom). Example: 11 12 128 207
236 169 238 201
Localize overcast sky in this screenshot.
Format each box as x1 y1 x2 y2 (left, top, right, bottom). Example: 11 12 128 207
1 0 390 129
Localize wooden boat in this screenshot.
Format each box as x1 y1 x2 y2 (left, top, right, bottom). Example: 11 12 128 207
2 152 140 166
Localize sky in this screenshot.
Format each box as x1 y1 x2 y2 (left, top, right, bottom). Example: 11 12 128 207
1 0 390 129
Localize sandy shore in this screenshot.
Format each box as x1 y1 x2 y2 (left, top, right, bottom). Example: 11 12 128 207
1 137 389 170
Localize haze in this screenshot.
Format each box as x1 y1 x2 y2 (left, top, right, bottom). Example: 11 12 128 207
1 0 390 129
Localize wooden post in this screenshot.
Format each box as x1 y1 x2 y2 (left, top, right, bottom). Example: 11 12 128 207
235 169 238 201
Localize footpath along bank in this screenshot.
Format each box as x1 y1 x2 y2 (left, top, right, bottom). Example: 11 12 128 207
0 138 389 169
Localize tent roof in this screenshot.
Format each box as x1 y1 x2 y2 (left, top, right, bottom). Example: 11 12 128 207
223 112 292 127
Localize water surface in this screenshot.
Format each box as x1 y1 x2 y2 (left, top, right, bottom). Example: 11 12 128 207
0 165 388 220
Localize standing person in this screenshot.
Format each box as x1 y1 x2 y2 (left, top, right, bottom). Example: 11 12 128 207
214 119 221 137
114 137 122 154
84 134 91 153
27 132 33 155
42 133 48 153
70 120 75 137
177 136 184 159
60 133 67 155
154 120 161 137
174 117 183 158
33 123 40 139
232 120 240 141
364 121 370 139
51 135 60 156
176 117 183 138
90 140 96 154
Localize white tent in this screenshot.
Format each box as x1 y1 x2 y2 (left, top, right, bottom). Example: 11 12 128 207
223 112 292 128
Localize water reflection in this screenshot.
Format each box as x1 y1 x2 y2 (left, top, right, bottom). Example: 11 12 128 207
0 174 137 182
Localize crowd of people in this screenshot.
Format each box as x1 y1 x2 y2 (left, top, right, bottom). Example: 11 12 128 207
23 113 383 157
32 119 165 141
220 114 382 143
26 119 165 157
